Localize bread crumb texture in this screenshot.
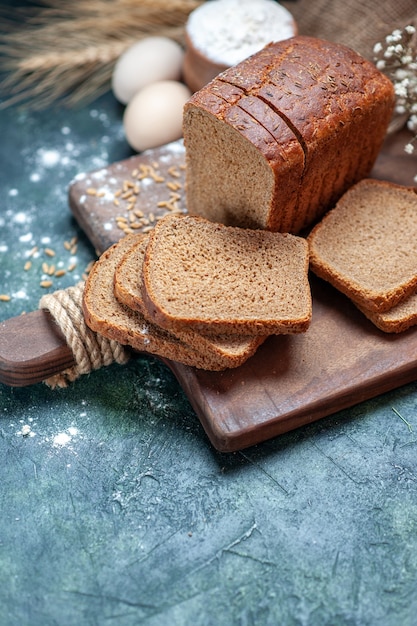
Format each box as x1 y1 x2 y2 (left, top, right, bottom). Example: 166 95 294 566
83 231 267 370
113 232 266 362
308 179 417 315
142 215 312 336
183 36 394 234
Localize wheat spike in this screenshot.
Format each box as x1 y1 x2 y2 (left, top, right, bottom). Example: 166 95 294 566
0 0 203 109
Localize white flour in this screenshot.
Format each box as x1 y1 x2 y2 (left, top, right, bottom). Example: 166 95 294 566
186 0 295 65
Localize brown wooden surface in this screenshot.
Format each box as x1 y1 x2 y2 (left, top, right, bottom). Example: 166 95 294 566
170 276 417 451
0 310 75 387
1 128 417 451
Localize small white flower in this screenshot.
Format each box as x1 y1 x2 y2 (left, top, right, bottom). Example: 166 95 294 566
395 68 410 80
394 83 408 98
405 143 414 154
405 25 416 35
373 42 383 54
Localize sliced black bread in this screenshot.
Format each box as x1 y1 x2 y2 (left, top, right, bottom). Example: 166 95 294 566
308 179 417 314
141 214 312 336
183 36 394 234
113 233 266 360
356 291 417 334
82 234 250 370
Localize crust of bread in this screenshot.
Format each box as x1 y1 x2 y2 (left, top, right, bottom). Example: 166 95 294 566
141 214 312 336
183 36 395 234
356 291 417 333
113 233 267 360
82 234 254 370
308 179 417 314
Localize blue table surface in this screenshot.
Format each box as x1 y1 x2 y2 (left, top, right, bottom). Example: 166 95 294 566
1 63 417 626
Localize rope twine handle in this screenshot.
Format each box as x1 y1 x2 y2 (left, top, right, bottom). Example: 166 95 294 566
39 281 130 388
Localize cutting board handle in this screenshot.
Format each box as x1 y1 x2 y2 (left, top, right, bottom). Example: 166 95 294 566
0 310 75 387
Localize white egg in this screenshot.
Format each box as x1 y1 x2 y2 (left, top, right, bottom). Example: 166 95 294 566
112 36 185 105
123 80 192 152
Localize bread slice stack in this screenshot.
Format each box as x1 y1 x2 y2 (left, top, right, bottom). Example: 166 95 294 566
307 179 417 333
83 214 312 370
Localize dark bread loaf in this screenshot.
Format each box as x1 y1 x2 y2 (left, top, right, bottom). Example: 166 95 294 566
308 179 417 315
141 214 312 336
113 232 267 362
189 80 305 232
82 234 255 370
183 36 395 233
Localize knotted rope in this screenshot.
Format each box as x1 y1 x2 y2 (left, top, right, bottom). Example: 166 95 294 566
39 282 130 388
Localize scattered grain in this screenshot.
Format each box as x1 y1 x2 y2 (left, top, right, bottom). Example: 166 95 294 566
84 260 95 274
40 280 53 288
168 166 181 178
0 294 11 302
44 248 55 257
166 181 182 191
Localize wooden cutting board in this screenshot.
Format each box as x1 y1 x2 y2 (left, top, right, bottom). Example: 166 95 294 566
1 130 417 452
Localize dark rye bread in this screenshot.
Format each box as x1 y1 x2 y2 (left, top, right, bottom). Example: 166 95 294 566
356 292 417 334
82 234 250 371
113 232 266 360
308 179 417 314
141 214 312 336
183 36 394 234
183 80 305 232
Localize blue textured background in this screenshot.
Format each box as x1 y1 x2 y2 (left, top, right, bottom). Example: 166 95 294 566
1 19 417 626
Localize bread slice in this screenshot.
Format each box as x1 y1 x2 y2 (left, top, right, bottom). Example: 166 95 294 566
113 232 267 360
308 179 417 314
82 234 253 370
183 80 305 232
183 36 394 234
141 214 312 336
357 291 417 334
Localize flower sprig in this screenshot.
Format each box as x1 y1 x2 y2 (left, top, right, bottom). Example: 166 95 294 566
373 24 417 172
